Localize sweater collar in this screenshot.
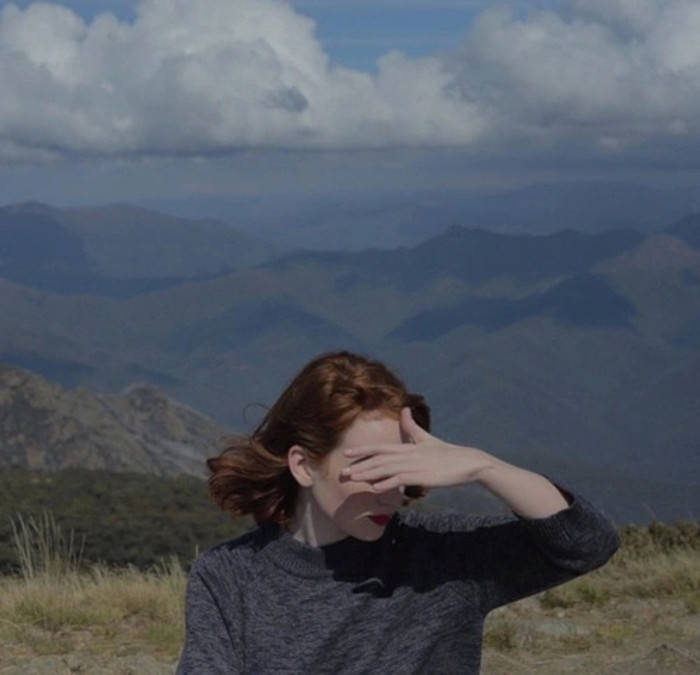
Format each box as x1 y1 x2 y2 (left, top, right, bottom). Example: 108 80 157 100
257 521 393 580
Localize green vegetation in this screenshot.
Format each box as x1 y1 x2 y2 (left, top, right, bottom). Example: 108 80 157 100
0 468 250 573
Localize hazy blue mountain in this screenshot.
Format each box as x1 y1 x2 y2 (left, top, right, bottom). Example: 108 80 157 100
0 353 96 388
276 227 643 291
666 213 700 249
53 203 277 278
672 317 700 349
0 202 277 295
0 208 94 290
389 274 636 340
145 181 700 250
167 299 362 353
1 209 699 523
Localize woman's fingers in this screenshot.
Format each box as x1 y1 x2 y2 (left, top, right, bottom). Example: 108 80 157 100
344 463 416 483
400 407 430 443
342 409 430 460
368 475 407 492
343 444 419 469
343 443 405 458
342 455 409 478
340 412 437 486
341 448 424 486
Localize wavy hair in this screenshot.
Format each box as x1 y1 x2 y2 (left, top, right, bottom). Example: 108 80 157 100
207 351 430 526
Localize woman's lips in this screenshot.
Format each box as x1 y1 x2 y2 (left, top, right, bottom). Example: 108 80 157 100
368 514 391 526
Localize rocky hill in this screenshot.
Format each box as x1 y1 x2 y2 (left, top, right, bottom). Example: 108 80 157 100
0 366 227 477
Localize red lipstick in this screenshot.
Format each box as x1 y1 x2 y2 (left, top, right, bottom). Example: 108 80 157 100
368 514 391 526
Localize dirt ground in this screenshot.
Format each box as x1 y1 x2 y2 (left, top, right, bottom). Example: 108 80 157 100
481 596 700 674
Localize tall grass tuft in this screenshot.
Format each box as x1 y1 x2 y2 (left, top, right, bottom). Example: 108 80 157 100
1 513 187 661
10 511 85 580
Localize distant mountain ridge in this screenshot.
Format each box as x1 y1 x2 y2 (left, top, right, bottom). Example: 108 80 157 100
1 205 700 522
145 180 700 250
666 213 700 249
389 274 636 340
276 227 643 289
0 202 277 296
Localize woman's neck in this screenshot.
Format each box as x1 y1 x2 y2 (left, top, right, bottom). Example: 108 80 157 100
288 489 348 547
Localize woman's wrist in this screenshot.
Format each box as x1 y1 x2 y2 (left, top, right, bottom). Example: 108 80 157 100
455 446 502 483
469 453 569 518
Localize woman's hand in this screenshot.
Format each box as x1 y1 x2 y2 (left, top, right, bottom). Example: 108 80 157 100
341 407 498 492
343 408 570 517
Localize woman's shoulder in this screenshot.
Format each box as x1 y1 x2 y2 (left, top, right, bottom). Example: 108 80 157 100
189 526 265 580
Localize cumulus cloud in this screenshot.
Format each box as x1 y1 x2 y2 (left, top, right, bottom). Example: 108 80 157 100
0 0 484 160
449 0 700 149
1 0 700 162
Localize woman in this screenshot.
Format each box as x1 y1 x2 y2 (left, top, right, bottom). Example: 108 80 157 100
177 351 619 674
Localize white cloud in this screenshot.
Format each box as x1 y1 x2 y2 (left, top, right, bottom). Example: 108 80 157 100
0 0 485 160
448 0 700 149
1 0 700 162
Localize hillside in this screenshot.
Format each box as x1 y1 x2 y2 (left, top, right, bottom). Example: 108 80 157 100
1 208 699 521
0 366 227 477
0 202 277 295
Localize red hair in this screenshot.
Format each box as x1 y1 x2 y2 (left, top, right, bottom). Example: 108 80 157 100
208 351 430 526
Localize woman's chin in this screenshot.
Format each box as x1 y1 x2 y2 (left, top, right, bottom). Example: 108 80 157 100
346 517 389 541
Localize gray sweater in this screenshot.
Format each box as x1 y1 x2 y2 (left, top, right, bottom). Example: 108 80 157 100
177 492 619 674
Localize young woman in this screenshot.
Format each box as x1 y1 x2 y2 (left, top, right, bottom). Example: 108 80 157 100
177 351 619 674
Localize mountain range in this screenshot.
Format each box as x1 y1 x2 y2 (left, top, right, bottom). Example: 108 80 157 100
1 202 699 523
145 181 700 250
0 202 276 296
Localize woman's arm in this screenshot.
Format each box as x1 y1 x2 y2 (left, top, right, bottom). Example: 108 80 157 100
394 492 619 612
471 460 570 518
344 407 619 610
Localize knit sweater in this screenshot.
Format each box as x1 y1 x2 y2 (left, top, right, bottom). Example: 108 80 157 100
177 491 619 674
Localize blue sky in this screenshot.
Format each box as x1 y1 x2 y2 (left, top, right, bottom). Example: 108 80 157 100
0 0 699 208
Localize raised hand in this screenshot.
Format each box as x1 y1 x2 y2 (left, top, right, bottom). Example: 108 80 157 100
341 407 497 492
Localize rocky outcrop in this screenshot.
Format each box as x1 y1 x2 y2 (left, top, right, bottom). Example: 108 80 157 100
0 365 228 477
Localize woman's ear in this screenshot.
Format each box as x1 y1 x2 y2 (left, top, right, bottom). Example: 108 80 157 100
288 444 314 487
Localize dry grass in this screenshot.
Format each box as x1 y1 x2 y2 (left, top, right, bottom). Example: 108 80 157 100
10 512 85 580
1 514 698 672
483 540 700 671
539 547 700 610
1 514 186 667
0 560 186 665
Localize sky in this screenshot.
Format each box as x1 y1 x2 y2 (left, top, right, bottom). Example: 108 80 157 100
1 0 699 209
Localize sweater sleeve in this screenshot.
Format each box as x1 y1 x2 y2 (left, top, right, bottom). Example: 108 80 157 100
176 558 243 674
473 490 620 613
397 487 619 615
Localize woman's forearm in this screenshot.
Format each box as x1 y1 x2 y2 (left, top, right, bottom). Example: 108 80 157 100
472 455 570 519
